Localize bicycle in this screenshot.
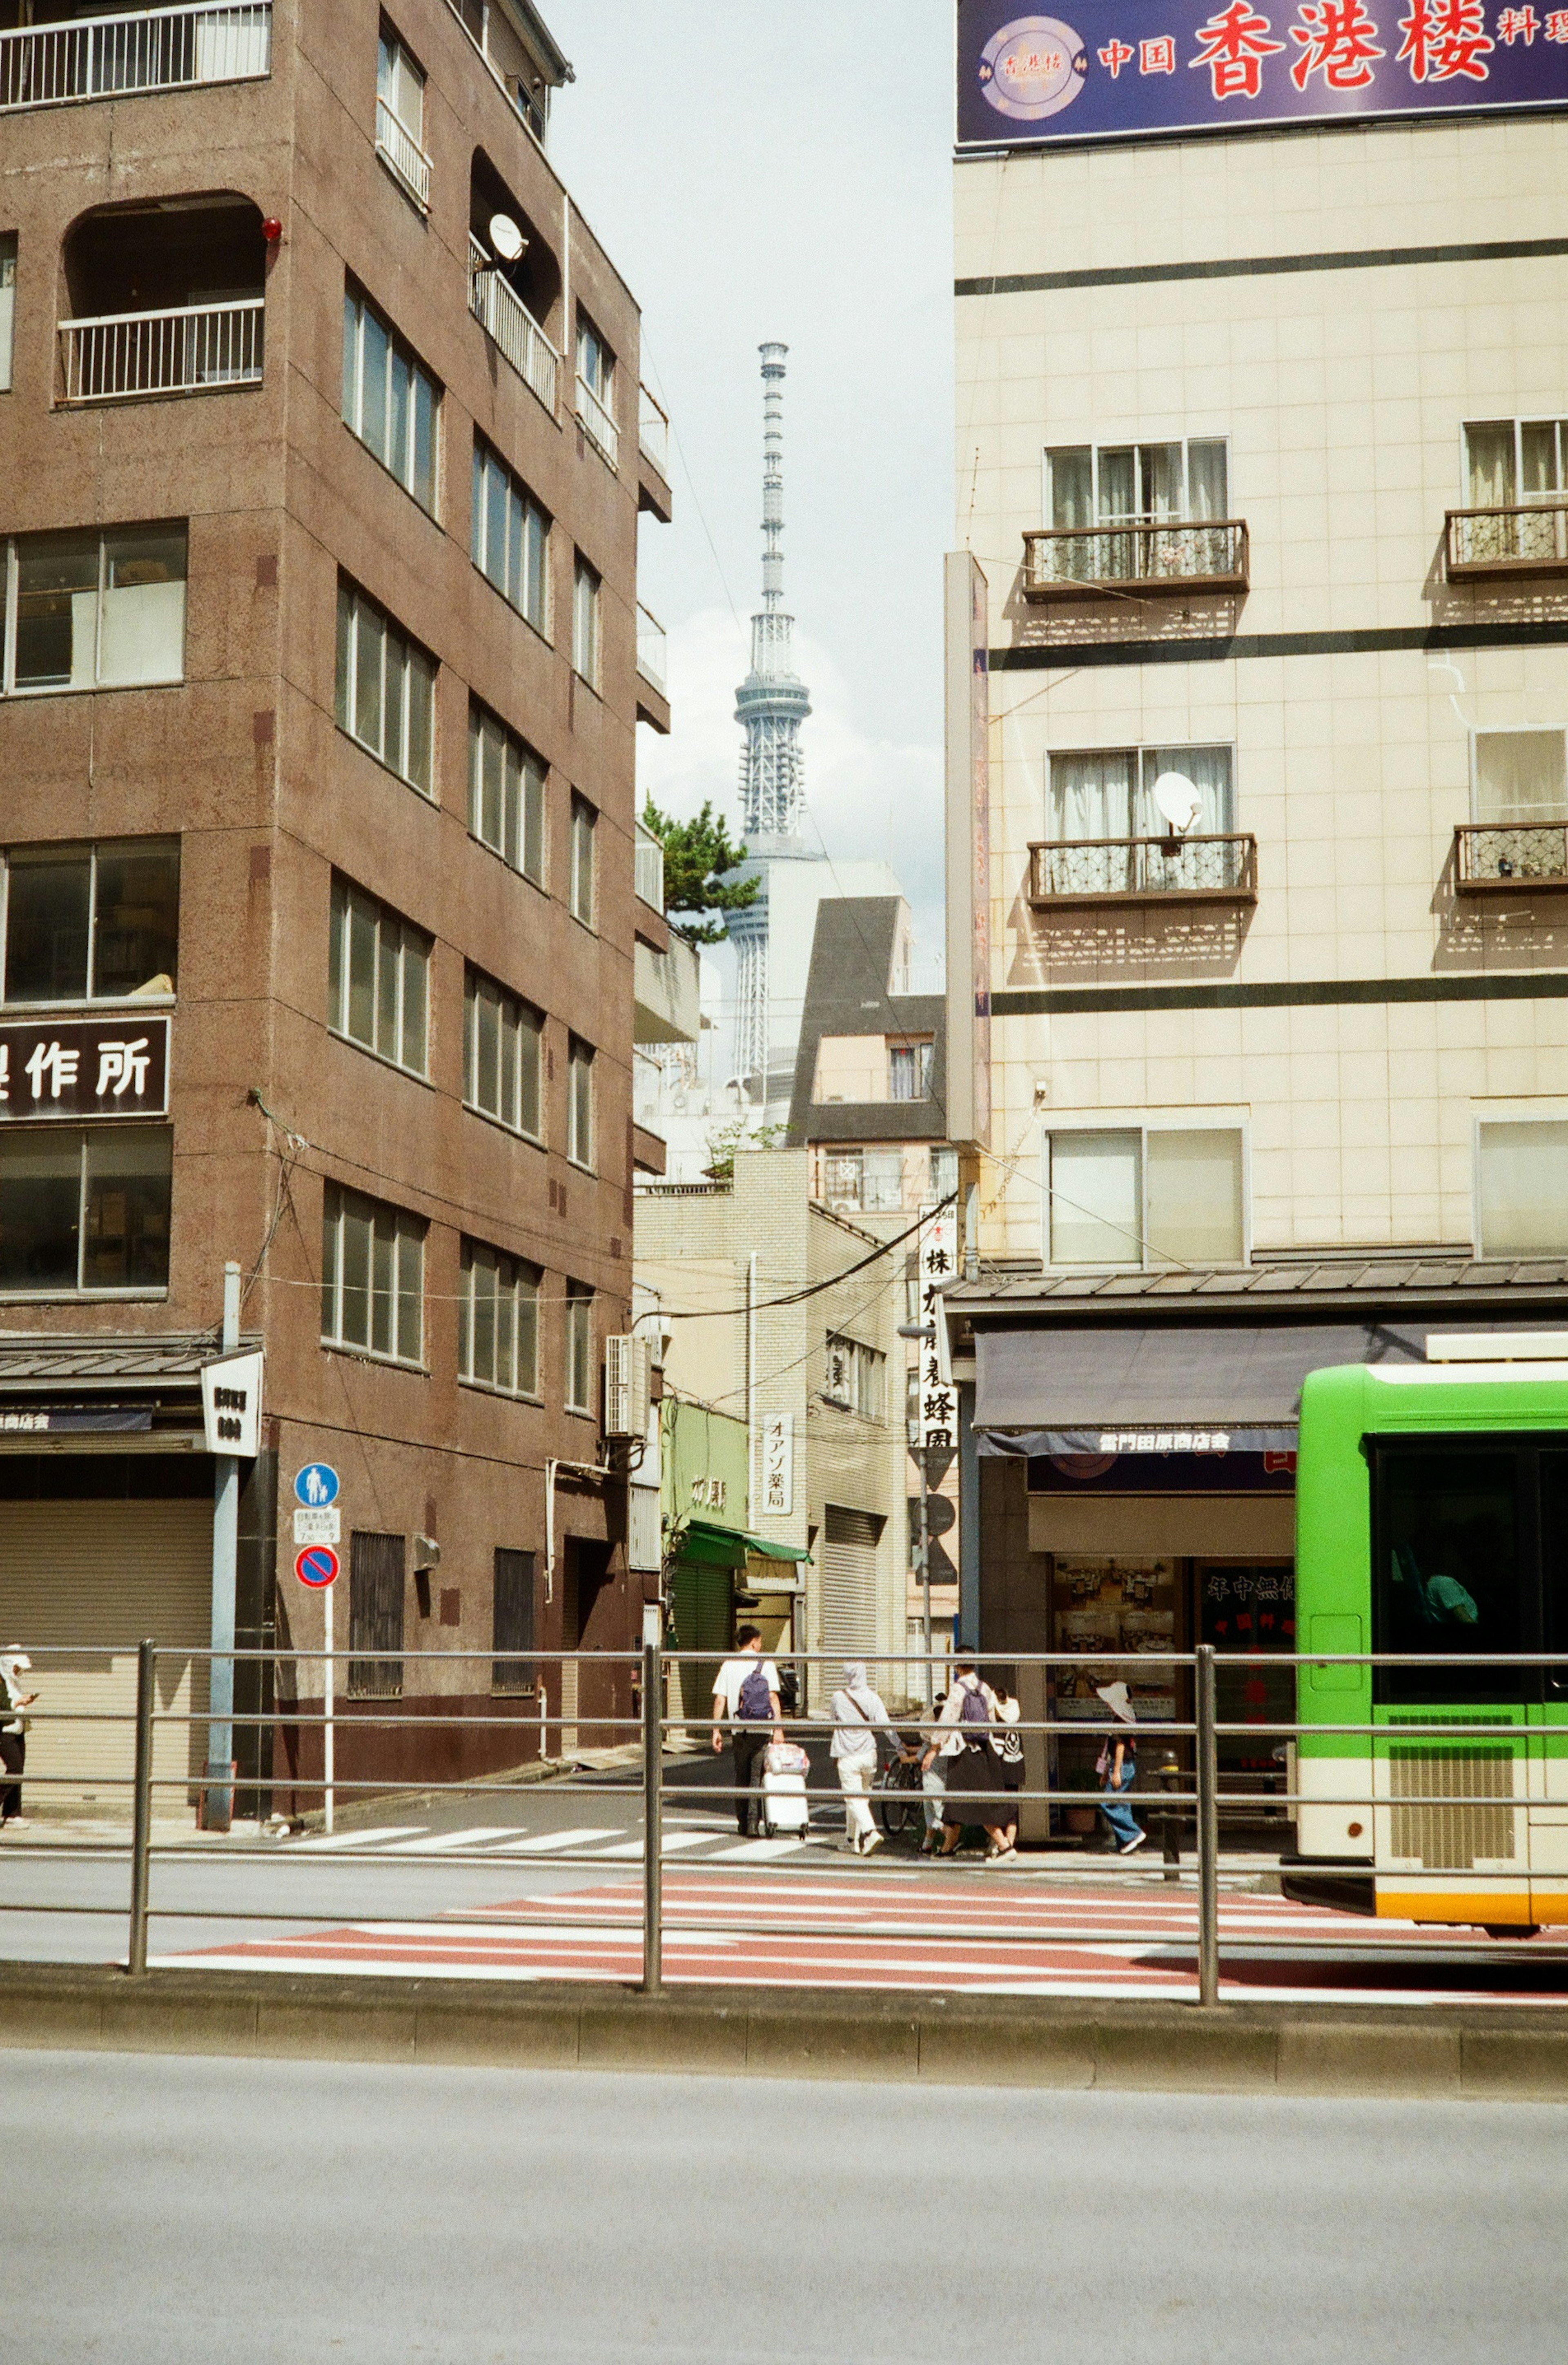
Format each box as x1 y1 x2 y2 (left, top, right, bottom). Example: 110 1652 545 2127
874 1751 925 1839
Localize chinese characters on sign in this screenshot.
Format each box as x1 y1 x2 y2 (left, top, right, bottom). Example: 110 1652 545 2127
0 1017 169 1122
690 1475 728 1512
958 0 1568 143
760 1414 793 1517
915 1206 959 1456
1098 1430 1233 1453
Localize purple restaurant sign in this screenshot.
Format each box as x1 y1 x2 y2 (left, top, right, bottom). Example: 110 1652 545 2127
957 0 1568 145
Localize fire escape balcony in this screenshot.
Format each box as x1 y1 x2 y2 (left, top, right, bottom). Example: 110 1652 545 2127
1027 834 1258 909
1021 517 1249 603
0 2 270 112
1454 822 1568 894
1445 500 1568 581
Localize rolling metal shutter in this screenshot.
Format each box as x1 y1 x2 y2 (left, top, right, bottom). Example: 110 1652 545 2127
0 1496 213 1810
820 1505 880 1664
670 1557 734 1727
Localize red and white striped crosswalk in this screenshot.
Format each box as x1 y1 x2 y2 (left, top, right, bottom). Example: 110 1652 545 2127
161 1868 1568 2005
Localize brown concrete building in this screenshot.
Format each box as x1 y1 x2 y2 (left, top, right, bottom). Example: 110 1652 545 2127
0 0 673 1815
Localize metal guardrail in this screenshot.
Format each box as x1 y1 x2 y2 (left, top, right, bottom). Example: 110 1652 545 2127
0 1 270 112
1453 820 1568 895
575 372 619 468
10 1646 1568 2011
1027 832 1258 907
1446 499 1568 579
634 820 665 912
638 384 669 478
468 236 557 417
636 604 667 695
375 97 431 213
1022 518 1249 601
58 297 263 404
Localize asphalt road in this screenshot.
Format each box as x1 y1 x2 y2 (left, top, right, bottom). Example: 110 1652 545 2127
5 2049 1564 2363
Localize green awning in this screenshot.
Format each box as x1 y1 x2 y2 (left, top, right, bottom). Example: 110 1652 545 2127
677 1519 811 1568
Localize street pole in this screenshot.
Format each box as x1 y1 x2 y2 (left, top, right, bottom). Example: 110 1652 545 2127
323 1577 335 1836
127 1637 155 1975
204 1260 242 1833
641 1627 662 1996
1196 1642 1220 2008
918 1444 933 1710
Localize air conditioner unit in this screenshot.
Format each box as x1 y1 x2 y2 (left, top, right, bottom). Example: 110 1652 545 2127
604 1334 653 1439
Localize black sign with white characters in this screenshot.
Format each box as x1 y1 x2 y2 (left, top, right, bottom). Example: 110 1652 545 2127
0 1015 169 1120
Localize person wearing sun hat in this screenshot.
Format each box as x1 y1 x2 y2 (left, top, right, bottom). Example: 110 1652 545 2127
1094 1678 1145 1855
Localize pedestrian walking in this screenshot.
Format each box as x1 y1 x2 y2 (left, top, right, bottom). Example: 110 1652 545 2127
710 1626 783 1836
1096 1679 1145 1855
0 1648 36 1829
919 1660 1006 1858
829 1661 906 1855
917 1681 952 1851
989 1689 1025 1861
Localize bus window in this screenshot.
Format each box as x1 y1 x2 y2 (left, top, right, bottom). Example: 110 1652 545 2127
1372 1445 1525 1702
1544 1452 1568 1695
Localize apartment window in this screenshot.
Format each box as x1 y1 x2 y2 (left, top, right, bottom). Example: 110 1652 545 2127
492 1547 536 1694
0 237 14 393
334 577 435 795
377 24 425 138
1473 730 1568 824
468 702 546 884
930 1146 959 1202
463 966 542 1139
1049 745 1234 842
2 526 187 695
0 1124 171 1295
1047 1127 1245 1269
348 1529 405 1699
572 555 601 689
320 1179 425 1365
564 1279 592 1413
576 314 614 407
566 1036 594 1169
471 436 549 633
342 285 439 514
568 794 595 926
459 1238 540 1396
1464 419 1568 508
328 875 430 1076
888 1040 934 1102
820 1148 905 1214
824 1333 885 1420
0 838 178 1004
1045 439 1228 527
1477 1120 1568 1257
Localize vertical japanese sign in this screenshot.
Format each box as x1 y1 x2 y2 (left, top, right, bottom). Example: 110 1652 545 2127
760 1414 794 1517
957 0 1568 146
915 1206 959 1456
944 552 991 1150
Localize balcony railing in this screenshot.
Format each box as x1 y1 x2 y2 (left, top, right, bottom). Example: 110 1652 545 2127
1027 833 1258 909
0 1 270 112
1446 501 1568 581
1454 822 1568 894
635 821 666 912
1022 518 1250 603
468 236 558 417
375 97 431 214
58 297 264 405
576 371 619 468
637 603 667 695
639 383 670 478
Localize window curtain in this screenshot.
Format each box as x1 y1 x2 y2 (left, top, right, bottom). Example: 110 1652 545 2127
1051 750 1135 840
1465 423 1516 508
1137 745 1234 835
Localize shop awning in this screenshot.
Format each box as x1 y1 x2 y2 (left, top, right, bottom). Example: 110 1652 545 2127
974 1320 1437 1456
677 1519 811 1567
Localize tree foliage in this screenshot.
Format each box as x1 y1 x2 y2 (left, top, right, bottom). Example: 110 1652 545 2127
641 797 758 945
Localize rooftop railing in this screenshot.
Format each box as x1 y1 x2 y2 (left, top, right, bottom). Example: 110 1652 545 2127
0 1 270 113
375 97 431 214
1022 517 1249 603
637 603 668 695
1027 833 1258 908
1454 821 1568 894
635 821 665 912
468 236 558 418
638 383 670 479
576 370 619 468
1446 500 1568 580
58 297 264 405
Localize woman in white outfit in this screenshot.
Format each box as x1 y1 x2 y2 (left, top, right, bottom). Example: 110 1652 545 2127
829 1661 902 1855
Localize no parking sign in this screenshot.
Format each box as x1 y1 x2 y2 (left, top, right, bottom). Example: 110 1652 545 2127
294 1545 339 1589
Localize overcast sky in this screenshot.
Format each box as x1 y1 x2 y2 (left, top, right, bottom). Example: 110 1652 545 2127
547 0 956 952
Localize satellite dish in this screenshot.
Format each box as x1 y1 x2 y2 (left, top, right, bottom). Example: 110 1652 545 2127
488 212 526 263
1151 770 1202 836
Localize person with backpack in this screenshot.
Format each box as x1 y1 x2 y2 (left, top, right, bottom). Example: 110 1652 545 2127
918 1659 1006 1859
710 1626 784 1835
829 1661 908 1855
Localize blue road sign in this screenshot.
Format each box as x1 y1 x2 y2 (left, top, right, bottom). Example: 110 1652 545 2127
295 1545 339 1589
294 1462 340 1509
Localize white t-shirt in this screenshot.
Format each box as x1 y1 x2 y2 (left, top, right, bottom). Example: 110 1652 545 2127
712 1656 780 1720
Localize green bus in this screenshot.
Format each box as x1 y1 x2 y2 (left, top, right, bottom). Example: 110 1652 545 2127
1285 1341 1568 1934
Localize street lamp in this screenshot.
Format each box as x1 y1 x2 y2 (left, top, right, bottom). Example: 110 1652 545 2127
898 1319 935 1708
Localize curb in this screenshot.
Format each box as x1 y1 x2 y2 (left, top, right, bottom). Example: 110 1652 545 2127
1 1964 1567 2097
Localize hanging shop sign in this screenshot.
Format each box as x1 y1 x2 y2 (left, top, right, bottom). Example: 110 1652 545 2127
957 0 1568 148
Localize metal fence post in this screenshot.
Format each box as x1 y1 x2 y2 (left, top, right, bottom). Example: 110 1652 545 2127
641 1639 662 1997
127 1637 155 1977
1195 1642 1220 2007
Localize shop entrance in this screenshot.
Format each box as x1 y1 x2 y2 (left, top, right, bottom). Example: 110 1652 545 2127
1198 1561 1296 1804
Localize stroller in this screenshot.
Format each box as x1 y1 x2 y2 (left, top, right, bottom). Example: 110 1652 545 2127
753 1739 811 1837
